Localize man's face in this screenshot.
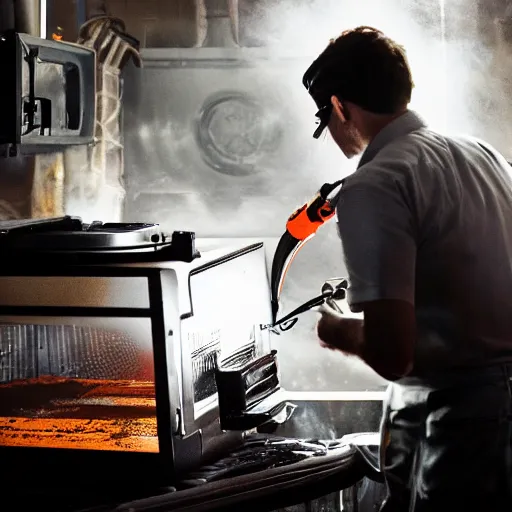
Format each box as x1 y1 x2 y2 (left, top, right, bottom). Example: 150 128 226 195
327 97 366 159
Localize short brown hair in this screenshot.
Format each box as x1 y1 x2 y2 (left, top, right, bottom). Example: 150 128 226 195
303 26 414 114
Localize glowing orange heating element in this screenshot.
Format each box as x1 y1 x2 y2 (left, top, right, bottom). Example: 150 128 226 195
0 377 159 453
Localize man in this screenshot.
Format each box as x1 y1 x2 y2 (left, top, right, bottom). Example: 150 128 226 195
306 26 512 511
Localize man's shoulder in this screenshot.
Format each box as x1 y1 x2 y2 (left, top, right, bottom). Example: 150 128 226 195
346 133 426 186
376 126 443 161
372 126 485 160
351 129 497 184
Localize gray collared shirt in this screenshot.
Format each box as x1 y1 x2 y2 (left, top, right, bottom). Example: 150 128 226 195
336 110 512 378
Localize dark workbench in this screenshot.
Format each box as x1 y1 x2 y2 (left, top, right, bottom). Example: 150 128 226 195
9 436 384 512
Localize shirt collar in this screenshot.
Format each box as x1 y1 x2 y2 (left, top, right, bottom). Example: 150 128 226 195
357 110 428 168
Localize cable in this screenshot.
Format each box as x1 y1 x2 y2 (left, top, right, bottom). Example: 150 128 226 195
267 280 348 334
273 292 331 328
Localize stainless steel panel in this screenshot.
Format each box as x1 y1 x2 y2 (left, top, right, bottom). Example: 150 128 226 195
0 276 150 308
180 243 272 433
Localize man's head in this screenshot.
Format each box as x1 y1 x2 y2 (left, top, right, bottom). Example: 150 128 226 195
303 26 414 158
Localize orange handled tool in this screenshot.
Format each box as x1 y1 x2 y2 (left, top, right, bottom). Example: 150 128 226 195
270 180 343 325
286 182 341 240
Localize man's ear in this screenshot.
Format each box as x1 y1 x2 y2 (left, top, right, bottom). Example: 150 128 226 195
331 95 347 123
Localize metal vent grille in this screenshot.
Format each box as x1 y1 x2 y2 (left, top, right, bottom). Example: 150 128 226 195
0 325 149 383
189 328 222 402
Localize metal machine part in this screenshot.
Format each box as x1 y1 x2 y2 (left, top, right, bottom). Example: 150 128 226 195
0 216 199 262
196 91 282 176
321 277 352 314
0 31 96 157
0 218 287 491
215 349 295 430
265 278 349 335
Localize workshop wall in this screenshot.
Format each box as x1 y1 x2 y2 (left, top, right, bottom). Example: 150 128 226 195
113 0 512 392
47 0 198 45
114 0 512 393
33 0 512 392
89 0 199 47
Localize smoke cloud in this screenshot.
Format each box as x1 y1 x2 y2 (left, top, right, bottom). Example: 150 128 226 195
120 0 511 392
242 0 496 137
234 0 510 392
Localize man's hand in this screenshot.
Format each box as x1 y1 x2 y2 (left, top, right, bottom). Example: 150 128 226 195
315 304 364 356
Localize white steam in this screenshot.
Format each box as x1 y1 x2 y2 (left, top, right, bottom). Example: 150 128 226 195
237 0 511 392
118 0 512 393
243 0 489 136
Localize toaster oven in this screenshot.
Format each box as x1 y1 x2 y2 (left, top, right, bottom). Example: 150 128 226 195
0 217 291 490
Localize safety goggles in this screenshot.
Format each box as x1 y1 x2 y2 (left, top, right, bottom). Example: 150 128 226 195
303 61 334 139
313 104 332 139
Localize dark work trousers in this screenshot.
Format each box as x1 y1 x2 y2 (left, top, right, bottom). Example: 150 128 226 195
378 364 512 512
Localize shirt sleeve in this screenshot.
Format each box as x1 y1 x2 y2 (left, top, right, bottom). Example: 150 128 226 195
336 169 417 312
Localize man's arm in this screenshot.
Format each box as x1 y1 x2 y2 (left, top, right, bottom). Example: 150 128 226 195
316 299 415 381
317 164 418 380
